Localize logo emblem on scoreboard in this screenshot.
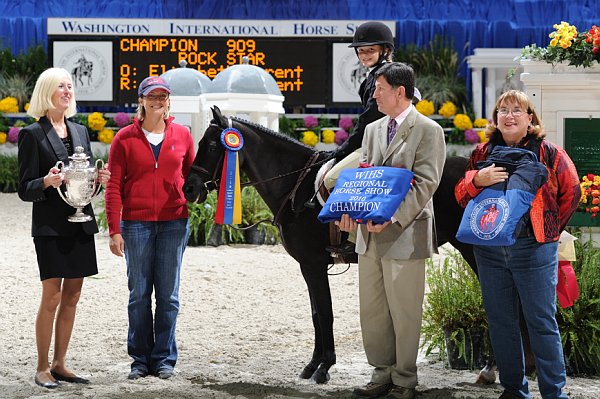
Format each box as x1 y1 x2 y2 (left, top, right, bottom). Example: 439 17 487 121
337 50 368 95
58 45 108 96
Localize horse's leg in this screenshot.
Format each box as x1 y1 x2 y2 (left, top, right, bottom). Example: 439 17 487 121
297 261 336 384
448 238 498 384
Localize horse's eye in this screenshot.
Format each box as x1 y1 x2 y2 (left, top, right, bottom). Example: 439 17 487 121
208 141 218 152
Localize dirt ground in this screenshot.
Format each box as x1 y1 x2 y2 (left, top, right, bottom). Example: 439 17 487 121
1 192 599 398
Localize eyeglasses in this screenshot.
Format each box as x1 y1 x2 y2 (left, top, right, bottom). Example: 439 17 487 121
145 93 169 102
497 108 526 117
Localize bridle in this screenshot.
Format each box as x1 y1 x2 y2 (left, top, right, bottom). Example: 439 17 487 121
190 121 334 194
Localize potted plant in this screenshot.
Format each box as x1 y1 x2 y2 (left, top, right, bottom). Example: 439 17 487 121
241 186 280 245
421 250 490 370
187 191 245 246
557 229 600 375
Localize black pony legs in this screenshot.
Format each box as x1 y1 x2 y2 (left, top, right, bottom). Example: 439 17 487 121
297 261 336 383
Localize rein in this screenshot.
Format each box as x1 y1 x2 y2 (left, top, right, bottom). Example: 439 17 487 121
191 146 334 193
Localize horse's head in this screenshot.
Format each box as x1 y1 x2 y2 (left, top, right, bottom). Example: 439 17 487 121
183 106 229 203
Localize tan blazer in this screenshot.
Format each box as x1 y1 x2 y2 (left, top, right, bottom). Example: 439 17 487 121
355 107 446 260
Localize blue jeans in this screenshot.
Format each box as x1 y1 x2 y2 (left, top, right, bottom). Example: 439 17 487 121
121 219 189 373
474 237 567 399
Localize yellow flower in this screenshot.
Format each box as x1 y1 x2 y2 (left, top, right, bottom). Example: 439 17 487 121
415 100 435 116
98 129 115 144
302 130 318 147
476 130 489 143
549 22 578 49
87 112 107 132
24 103 29 111
453 114 473 130
473 118 488 128
0 132 7 144
438 101 457 118
0 97 19 113
321 129 335 144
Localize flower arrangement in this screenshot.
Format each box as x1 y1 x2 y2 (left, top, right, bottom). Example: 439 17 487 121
338 117 354 131
113 112 132 128
438 101 457 118
321 129 335 144
98 128 115 144
453 114 473 130
0 97 19 113
7 126 20 143
303 115 318 129
521 21 600 68
579 174 600 217
87 112 107 132
473 118 488 128
464 129 480 145
335 129 349 145
302 130 318 147
416 99 435 116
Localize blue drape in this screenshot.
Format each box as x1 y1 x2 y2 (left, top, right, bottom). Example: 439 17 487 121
1 0 599 108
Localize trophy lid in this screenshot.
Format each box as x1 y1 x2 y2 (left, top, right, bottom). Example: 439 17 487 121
68 146 90 166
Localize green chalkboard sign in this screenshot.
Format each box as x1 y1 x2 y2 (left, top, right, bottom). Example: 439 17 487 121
564 118 600 176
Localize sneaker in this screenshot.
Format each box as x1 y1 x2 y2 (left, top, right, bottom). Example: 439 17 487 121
352 382 393 398
127 369 148 380
384 385 416 399
157 369 174 379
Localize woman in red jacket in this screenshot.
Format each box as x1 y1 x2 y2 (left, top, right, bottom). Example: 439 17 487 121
105 76 195 380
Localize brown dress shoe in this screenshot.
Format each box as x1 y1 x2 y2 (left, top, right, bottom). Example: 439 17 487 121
384 385 416 399
352 382 393 398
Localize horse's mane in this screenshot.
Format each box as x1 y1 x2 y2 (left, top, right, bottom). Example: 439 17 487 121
230 116 316 150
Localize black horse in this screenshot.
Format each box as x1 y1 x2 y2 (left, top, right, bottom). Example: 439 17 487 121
183 107 480 383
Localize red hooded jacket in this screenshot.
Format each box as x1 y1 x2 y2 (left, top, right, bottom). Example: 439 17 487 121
105 116 195 236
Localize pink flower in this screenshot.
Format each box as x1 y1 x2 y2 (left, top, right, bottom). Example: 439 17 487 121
464 129 480 144
338 117 354 131
303 115 318 129
7 127 20 143
334 129 349 145
114 112 131 128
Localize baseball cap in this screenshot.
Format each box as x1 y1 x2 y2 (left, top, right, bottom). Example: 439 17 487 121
138 76 171 97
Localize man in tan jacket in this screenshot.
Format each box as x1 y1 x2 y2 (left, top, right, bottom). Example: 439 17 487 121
337 62 445 399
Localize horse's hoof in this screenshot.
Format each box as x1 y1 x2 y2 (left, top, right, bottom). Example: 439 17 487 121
299 363 318 379
475 369 496 384
310 370 330 384
308 363 331 384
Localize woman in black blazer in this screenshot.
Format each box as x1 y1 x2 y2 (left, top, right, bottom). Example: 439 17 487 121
18 67 110 388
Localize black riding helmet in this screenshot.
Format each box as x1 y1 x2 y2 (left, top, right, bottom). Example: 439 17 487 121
349 21 394 50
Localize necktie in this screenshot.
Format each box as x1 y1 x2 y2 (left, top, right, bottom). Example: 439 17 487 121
387 118 398 145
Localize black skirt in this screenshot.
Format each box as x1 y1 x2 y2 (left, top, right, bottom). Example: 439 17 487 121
33 234 98 281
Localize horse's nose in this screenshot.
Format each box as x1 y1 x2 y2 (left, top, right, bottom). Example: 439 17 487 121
183 182 197 202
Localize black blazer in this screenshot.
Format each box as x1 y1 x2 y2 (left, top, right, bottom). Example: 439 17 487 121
18 116 99 237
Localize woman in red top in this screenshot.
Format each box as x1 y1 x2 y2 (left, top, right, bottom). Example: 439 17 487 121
455 90 580 399
105 76 195 380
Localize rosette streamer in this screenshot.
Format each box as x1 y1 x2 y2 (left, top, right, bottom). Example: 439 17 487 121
215 127 244 225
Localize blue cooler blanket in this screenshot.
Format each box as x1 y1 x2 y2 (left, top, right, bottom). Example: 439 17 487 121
456 146 548 246
318 166 413 224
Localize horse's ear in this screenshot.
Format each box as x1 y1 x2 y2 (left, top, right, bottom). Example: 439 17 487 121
211 106 227 127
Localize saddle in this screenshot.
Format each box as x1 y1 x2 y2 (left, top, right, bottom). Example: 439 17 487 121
314 160 358 265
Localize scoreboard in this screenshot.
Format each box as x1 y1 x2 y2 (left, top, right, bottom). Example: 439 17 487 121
47 18 395 107
116 37 327 105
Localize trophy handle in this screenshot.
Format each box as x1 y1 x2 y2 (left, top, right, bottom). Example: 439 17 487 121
55 160 64 170
91 158 106 198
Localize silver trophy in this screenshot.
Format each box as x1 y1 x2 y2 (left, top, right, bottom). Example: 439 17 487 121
55 146 104 222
